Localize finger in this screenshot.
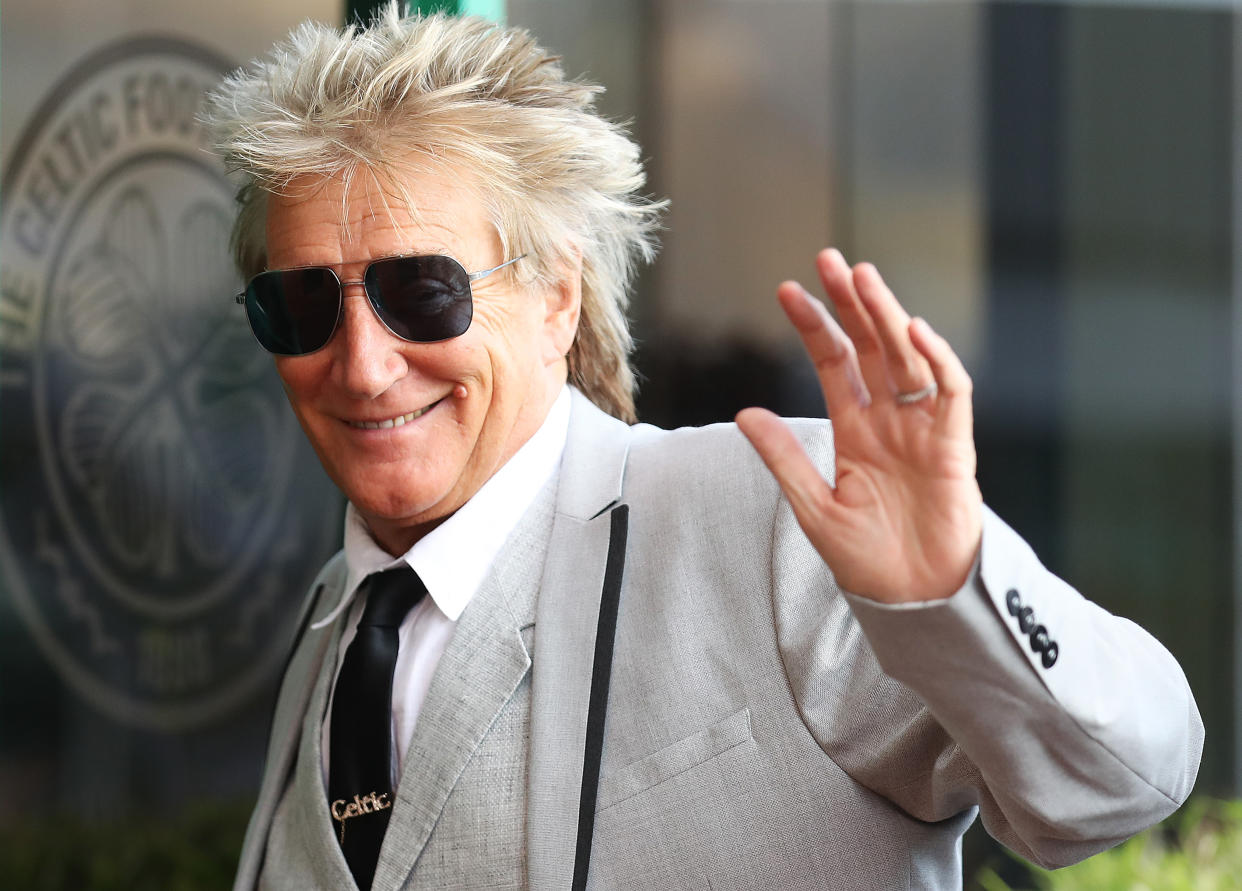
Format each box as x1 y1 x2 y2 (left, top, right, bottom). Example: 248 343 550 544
852 262 935 400
736 407 840 526
777 280 870 415
815 248 890 400
909 317 973 437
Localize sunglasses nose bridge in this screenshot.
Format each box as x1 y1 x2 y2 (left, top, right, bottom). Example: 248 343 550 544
338 277 390 336
336 276 382 331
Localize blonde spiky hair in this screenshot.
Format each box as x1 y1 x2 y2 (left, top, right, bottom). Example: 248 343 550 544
202 3 663 421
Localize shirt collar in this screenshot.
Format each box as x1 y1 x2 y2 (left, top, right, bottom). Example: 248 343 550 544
313 385 571 630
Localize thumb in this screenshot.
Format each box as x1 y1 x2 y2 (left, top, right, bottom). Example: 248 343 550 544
736 408 835 522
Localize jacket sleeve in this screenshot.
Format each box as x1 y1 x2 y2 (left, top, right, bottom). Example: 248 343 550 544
773 425 1204 869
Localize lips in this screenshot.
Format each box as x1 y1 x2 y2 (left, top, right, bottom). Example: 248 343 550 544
346 398 442 430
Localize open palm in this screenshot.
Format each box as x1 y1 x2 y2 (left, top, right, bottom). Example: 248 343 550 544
737 248 983 603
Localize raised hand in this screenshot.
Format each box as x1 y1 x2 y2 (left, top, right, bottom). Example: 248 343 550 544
736 248 983 604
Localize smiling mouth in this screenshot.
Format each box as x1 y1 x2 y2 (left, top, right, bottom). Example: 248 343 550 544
347 399 442 430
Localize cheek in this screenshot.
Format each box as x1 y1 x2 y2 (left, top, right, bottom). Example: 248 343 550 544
408 341 489 391
431 315 532 390
273 356 322 406
470 301 544 372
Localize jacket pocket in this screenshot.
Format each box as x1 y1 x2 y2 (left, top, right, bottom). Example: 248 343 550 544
596 707 753 812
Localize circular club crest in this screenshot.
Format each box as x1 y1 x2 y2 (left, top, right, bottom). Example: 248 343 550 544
0 37 340 731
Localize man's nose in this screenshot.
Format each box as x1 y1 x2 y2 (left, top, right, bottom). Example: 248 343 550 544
329 283 409 399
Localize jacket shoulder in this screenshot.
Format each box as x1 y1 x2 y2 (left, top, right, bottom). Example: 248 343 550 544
621 416 836 513
627 417 835 477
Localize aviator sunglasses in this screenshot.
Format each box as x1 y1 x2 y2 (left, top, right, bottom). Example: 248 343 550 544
236 253 525 356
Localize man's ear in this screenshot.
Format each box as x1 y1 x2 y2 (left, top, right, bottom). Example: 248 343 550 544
541 244 582 366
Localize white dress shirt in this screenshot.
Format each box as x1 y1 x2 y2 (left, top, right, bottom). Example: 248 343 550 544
318 386 571 781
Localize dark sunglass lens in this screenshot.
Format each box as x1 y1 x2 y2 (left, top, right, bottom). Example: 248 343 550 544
365 256 473 343
245 268 340 355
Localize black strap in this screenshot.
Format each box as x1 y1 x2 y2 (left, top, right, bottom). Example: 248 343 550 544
572 504 629 891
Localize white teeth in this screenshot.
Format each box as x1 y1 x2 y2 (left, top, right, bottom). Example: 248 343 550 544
350 401 437 430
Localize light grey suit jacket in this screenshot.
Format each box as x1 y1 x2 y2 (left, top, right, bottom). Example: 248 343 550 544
236 389 1203 890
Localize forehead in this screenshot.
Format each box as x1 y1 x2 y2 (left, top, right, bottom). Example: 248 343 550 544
263 165 497 269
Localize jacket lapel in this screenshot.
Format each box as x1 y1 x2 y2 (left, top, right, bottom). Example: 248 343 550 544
373 479 556 891
234 557 347 891
527 391 639 890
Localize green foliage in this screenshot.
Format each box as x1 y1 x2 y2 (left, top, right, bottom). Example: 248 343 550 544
975 798 1242 891
0 800 251 891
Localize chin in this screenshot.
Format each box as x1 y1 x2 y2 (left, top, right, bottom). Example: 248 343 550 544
346 472 461 527
351 487 443 523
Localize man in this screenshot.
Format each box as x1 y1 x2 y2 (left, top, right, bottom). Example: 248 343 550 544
205 9 1203 890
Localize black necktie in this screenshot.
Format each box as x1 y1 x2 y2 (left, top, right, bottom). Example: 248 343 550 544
328 567 426 890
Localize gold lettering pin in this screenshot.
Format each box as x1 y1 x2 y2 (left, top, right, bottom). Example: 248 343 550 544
330 791 392 843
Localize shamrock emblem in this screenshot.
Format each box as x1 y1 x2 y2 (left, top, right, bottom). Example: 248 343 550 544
54 184 277 582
